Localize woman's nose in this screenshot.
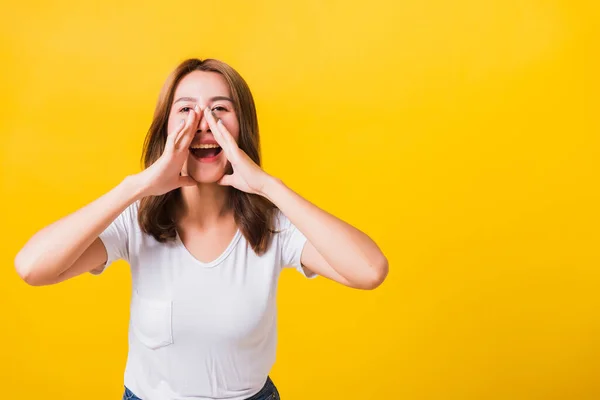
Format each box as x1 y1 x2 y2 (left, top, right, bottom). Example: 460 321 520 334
196 108 210 132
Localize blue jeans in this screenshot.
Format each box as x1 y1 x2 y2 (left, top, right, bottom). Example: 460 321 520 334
123 376 280 400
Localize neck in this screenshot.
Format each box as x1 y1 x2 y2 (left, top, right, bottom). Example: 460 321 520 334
177 183 232 228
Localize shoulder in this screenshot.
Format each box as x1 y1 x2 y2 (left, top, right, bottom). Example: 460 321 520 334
130 199 141 216
114 199 141 232
272 208 293 232
123 199 140 221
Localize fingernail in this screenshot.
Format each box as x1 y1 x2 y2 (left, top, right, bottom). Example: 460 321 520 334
194 104 200 113
179 119 185 126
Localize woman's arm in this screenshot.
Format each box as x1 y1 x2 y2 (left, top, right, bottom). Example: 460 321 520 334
14 177 143 286
264 178 389 290
15 105 203 286
203 107 389 290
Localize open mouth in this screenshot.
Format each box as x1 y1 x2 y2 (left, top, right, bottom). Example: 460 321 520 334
189 143 223 160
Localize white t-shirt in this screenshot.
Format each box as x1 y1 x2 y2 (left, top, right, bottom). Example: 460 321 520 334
93 200 316 400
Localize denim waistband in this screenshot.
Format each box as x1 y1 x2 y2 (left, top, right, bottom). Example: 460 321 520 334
123 376 278 400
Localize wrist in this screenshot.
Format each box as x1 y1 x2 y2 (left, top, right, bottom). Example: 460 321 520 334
260 175 285 203
121 174 148 202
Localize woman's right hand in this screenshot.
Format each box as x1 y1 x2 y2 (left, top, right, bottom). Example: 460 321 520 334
132 104 201 198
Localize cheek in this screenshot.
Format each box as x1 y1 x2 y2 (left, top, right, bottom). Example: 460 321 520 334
226 119 240 142
230 129 240 142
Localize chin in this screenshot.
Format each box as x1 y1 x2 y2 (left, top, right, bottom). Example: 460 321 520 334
183 167 224 185
193 174 224 184
183 157 232 185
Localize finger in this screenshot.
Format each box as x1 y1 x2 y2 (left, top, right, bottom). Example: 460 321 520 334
178 175 197 187
179 104 202 150
217 174 234 187
174 107 198 149
173 110 192 146
216 118 238 149
166 118 186 150
175 107 198 148
203 107 229 154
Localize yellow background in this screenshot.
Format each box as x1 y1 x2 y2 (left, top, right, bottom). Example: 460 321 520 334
1 0 598 399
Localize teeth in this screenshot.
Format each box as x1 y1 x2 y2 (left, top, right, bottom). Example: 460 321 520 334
189 143 220 149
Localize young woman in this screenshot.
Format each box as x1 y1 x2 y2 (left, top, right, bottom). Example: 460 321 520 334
15 58 389 400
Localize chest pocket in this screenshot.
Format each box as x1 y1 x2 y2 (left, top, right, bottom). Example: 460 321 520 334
130 291 173 350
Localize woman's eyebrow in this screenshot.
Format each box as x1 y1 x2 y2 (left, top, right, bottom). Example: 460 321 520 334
173 96 233 104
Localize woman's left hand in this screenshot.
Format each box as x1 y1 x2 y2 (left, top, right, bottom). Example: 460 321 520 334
203 107 273 196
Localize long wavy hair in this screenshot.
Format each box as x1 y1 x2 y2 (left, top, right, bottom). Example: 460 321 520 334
138 58 277 255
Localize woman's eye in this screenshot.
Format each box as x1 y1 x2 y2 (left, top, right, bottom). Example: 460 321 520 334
179 106 192 113
212 106 227 112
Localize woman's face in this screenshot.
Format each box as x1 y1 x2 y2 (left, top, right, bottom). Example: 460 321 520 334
167 70 240 184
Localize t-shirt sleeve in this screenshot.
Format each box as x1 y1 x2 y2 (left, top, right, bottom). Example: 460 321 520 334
90 201 137 275
276 210 317 279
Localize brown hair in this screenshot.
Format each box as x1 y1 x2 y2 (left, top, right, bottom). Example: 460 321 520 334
137 58 277 255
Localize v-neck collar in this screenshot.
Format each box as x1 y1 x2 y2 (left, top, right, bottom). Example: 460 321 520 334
175 228 242 268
